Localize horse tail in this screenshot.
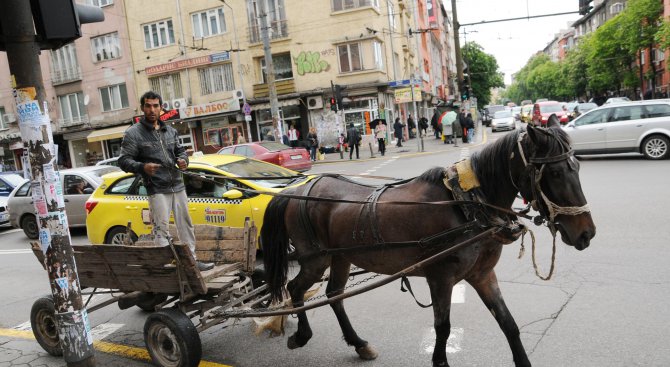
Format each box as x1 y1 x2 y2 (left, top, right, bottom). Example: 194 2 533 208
261 194 292 303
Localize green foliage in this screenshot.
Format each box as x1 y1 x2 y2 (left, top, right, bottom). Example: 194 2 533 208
461 42 505 107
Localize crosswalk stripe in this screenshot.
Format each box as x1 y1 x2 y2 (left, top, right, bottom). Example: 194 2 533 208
0 249 32 255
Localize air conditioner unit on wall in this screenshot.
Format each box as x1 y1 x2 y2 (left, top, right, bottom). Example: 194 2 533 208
162 101 172 110
2 114 16 123
172 98 187 109
306 96 323 110
232 89 244 99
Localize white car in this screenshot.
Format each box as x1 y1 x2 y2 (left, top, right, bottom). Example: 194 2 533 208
563 100 670 160
491 110 516 132
0 173 28 227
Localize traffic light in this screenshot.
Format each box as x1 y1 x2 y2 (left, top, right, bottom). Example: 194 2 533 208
330 97 337 112
578 0 593 15
29 0 105 50
335 84 345 110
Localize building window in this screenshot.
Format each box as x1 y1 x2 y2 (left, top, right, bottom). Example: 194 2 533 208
87 0 112 6
247 0 287 43
611 2 624 15
51 44 81 84
58 92 86 125
338 43 362 73
332 0 379 11
149 73 183 101
198 63 235 95
143 19 175 49
259 53 293 83
99 84 129 112
0 107 6 130
373 40 383 70
91 32 120 62
641 50 645 65
387 0 396 30
192 7 226 39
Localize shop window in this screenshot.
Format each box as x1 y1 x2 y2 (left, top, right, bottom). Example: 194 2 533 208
143 19 175 49
149 73 183 101
198 63 235 95
192 7 226 39
91 32 120 62
100 83 129 112
259 53 293 83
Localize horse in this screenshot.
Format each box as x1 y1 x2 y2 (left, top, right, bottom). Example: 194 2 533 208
260 115 596 367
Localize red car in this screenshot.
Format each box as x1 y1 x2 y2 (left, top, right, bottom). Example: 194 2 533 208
217 142 312 172
531 101 569 126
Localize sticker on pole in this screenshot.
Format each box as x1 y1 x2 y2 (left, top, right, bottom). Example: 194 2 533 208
55 277 68 290
39 229 51 254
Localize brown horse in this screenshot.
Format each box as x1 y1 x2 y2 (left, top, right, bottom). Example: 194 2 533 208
261 115 596 367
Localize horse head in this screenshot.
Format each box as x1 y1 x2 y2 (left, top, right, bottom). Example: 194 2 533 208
516 114 596 250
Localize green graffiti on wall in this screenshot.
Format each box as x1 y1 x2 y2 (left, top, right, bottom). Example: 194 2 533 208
294 51 330 75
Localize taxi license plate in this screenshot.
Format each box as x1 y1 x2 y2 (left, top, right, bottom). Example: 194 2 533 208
290 155 303 160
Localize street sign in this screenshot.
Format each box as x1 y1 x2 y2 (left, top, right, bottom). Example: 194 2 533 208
389 79 420 88
245 114 252 122
243 102 251 115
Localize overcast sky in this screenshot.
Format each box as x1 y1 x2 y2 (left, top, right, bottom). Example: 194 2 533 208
449 0 580 85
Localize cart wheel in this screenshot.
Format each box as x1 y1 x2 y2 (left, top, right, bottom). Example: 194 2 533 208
30 295 63 356
144 309 201 367
137 293 169 312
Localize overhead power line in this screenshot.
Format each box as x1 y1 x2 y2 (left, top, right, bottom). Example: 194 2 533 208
460 11 580 27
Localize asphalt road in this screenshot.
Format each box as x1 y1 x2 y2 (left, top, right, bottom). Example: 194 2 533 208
1 136 669 366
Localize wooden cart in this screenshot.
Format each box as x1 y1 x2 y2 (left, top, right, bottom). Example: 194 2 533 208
30 219 265 367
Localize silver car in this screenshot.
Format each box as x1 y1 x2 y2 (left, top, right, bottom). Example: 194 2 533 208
491 110 516 132
563 100 670 159
8 165 121 239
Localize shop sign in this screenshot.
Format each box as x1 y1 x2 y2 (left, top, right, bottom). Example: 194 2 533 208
145 52 230 76
394 87 423 103
180 98 241 119
133 108 181 124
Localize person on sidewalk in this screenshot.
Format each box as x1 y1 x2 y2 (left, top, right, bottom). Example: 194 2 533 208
375 120 387 156
419 116 428 137
441 109 457 144
464 113 475 143
393 117 404 147
288 124 299 147
346 123 361 159
119 91 213 271
431 111 441 139
452 111 462 147
407 115 416 139
307 127 319 161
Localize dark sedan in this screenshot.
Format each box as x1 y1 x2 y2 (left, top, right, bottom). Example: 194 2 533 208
217 141 312 172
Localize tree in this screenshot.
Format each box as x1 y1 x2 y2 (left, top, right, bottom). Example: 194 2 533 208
461 41 504 107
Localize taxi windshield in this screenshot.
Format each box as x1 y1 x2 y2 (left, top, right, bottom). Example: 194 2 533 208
216 158 299 188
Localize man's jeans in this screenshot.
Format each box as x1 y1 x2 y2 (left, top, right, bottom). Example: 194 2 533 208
148 190 197 258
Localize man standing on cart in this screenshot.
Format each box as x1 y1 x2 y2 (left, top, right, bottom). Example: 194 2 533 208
119 91 213 271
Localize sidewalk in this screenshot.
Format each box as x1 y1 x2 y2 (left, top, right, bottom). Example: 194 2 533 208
316 123 485 164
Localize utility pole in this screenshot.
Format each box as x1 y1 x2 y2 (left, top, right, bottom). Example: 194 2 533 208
259 11 283 142
410 4 423 152
451 0 464 97
0 1 96 366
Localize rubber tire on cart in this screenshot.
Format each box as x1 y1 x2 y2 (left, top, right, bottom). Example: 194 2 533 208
30 295 63 356
641 135 669 160
22 214 39 239
105 226 138 245
137 293 169 312
144 309 202 367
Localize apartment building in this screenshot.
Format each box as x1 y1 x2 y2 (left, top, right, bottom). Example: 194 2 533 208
124 0 454 150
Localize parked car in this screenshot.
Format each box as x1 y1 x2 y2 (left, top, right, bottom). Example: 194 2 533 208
491 110 516 132
569 102 598 121
0 173 28 227
520 100 533 106
520 104 533 123
482 105 505 126
217 141 312 172
511 106 522 121
85 154 311 245
563 100 670 159
8 165 121 239
531 101 569 126
604 96 631 105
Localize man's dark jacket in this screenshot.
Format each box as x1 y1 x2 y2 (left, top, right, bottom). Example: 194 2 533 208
346 126 360 146
118 117 188 195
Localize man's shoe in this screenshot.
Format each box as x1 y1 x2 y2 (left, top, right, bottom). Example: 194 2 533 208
197 261 214 271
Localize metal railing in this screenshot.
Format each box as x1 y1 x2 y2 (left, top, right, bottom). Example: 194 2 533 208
51 66 83 85
59 114 89 127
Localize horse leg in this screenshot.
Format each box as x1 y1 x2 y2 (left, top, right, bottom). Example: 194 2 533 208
327 257 378 360
425 274 454 367
286 258 329 350
467 270 531 367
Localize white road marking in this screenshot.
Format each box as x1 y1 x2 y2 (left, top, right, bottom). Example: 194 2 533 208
14 320 124 341
0 228 22 235
13 321 32 331
0 249 32 255
459 148 470 160
451 283 465 304
420 327 464 354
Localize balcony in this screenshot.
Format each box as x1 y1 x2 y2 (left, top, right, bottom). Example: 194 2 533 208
252 79 295 98
248 19 289 44
59 114 89 128
51 66 82 85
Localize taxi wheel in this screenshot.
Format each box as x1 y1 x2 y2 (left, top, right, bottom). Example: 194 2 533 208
105 226 138 245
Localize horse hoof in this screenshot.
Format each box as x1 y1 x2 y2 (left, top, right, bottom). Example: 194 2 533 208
356 344 379 360
433 362 449 367
287 335 307 350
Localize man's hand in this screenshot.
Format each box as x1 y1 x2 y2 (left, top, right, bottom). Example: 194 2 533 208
144 163 161 176
177 158 187 170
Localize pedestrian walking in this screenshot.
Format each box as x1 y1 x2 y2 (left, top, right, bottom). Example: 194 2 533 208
452 111 462 147
441 109 457 144
407 115 416 138
236 132 246 144
288 124 299 147
375 120 387 156
346 123 361 159
393 117 404 147
431 111 441 139
307 127 319 161
464 113 475 143
118 91 213 271
419 116 428 137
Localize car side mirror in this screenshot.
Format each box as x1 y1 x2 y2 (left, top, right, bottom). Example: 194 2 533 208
83 188 94 194
222 189 243 199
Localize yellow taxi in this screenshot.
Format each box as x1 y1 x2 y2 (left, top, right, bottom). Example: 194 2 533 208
85 154 311 245
520 104 533 123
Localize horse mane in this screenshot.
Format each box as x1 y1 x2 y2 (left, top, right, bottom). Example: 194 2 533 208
417 166 447 185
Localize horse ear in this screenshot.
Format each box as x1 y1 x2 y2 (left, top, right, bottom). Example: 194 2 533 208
546 114 560 128
526 124 543 145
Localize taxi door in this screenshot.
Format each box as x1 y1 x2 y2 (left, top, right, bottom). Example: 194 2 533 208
184 171 252 229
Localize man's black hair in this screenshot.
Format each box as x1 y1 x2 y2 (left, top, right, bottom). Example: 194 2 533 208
140 91 163 107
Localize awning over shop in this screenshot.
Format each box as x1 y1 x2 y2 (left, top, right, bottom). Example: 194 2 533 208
87 125 130 143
